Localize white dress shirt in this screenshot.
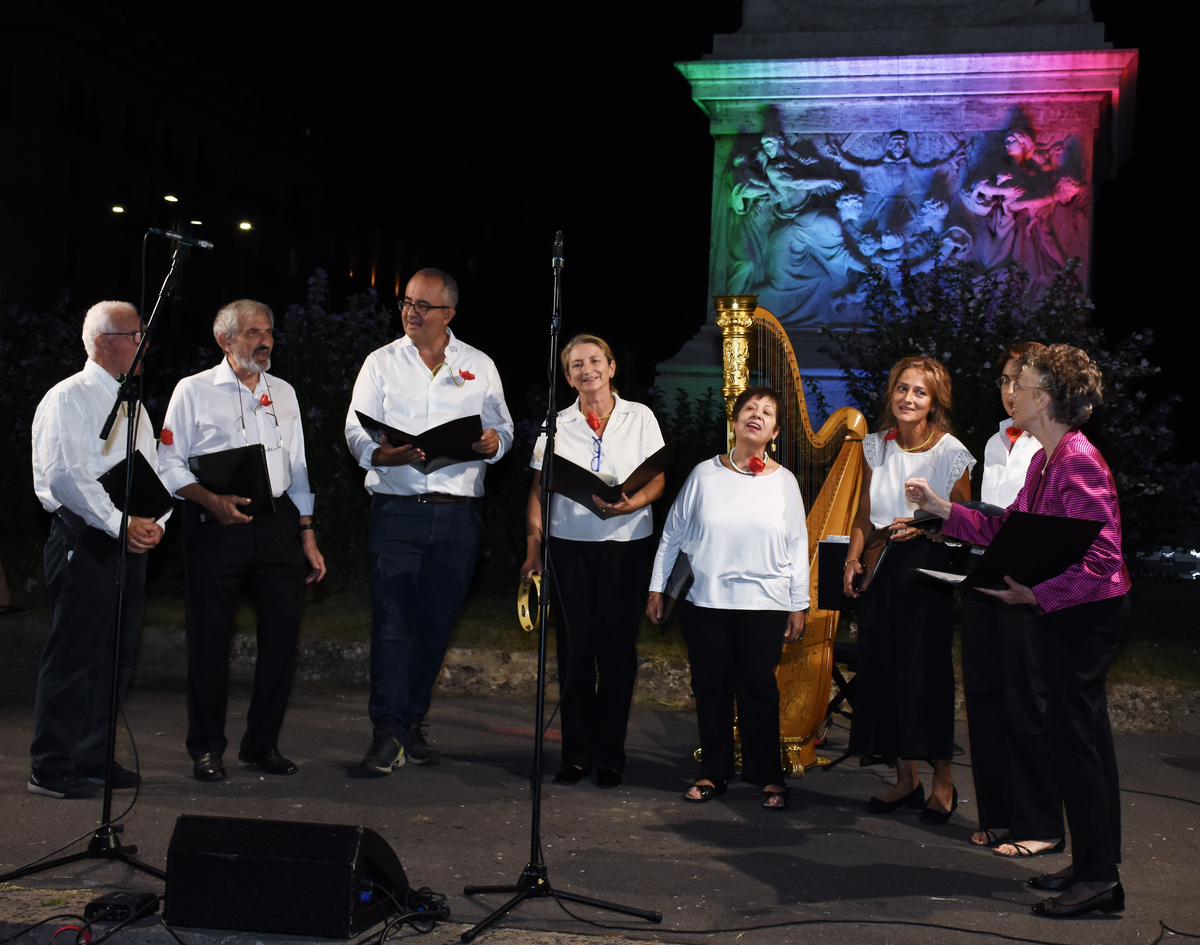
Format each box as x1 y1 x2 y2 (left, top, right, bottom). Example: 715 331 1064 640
981 418 1042 508
158 359 315 515
32 359 168 539
344 329 514 497
862 432 975 528
650 456 810 612
530 394 664 542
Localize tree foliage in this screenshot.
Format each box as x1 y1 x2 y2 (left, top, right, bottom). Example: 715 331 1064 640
819 258 1178 546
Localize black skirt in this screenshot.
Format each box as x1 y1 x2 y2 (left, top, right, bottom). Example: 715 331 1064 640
848 536 956 760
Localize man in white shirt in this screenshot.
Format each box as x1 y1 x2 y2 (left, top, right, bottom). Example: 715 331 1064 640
345 268 513 775
29 301 166 799
159 300 326 783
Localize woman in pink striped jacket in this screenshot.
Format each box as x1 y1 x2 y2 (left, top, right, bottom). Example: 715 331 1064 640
905 344 1130 920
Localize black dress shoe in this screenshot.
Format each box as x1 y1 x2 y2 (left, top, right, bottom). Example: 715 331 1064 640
919 786 959 825
1028 872 1075 892
863 783 924 813
193 752 227 782
554 765 592 785
1031 881 1124 918
238 747 297 775
596 767 622 788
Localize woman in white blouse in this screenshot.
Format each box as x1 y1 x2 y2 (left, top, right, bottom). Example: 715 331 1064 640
647 387 808 810
962 342 1064 858
521 334 665 789
842 357 974 824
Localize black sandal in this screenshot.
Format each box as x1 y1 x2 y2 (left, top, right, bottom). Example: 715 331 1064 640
761 785 790 810
682 780 727 803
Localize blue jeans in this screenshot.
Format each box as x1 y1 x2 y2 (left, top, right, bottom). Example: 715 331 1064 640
367 495 483 733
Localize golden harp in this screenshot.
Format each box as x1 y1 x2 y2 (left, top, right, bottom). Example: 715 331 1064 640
715 294 867 774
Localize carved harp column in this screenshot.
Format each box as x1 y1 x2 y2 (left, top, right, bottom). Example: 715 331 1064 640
714 294 758 445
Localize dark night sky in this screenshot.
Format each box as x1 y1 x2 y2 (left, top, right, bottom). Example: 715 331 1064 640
44 0 1191 457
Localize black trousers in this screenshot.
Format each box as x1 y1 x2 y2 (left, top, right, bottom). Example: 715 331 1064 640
681 602 788 786
1043 594 1129 882
548 535 649 774
182 495 305 758
31 511 146 775
849 537 955 760
961 593 1063 839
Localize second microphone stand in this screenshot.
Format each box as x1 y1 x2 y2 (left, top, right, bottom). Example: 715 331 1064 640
459 234 662 942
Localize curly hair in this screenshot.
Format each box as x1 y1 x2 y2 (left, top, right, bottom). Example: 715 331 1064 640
876 356 954 434
1019 344 1104 427
993 341 1046 379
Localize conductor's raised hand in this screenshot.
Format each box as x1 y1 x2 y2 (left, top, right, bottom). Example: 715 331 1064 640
472 428 500 458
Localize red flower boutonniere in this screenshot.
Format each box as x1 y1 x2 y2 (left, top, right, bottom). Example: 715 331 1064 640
884 428 898 441
1005 426 1025 443
458 369 475 382
747 455 766 474
160 428 174 446
586 412 601 432
259 394 272 407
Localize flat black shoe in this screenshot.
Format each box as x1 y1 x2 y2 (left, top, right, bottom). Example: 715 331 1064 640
863 783 924 813
554 765 592 785
596 767 622 788
919 786 959 825
1028 872 1075 892
1032 882 1124 918
238 747 297 775
77 762 140 789
193 752 227 782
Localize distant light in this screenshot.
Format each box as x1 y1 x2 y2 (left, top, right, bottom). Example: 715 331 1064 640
112 206 125 213
238 222 252 231
190 220 202 225
164 195 179 203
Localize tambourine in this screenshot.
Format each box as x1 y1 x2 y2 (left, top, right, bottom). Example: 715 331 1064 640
517 574 542 632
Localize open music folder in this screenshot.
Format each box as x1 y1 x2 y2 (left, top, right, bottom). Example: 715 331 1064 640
355 411 483 475
546 440 676 519
914 510 1104 590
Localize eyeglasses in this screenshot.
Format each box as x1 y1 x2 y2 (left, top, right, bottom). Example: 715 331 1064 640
995 376 1013 389
399 299 453 316
104 331 144 344
1010 381 1047 394
590 436 602 473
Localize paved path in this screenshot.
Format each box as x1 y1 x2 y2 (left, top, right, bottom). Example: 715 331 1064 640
2 672 1198 944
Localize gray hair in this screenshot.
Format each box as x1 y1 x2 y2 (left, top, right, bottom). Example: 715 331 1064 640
213 299 274 344
413 267 459 308
82 301 137 359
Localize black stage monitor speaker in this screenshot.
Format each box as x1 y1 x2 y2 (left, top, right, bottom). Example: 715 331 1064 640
164 814 408 938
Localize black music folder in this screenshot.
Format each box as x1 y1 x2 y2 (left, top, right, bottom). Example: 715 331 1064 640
547 440 676 519
914 510 1104 591
97 451 173 520
659 551 694 633
188 445 275 517
355 411 483 474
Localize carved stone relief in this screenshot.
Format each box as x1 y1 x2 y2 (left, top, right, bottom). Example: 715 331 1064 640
717 117 1091 328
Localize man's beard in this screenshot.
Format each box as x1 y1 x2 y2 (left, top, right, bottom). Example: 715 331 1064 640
232 349 270 374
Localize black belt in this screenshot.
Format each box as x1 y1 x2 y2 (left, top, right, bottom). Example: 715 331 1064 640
395 493 479 505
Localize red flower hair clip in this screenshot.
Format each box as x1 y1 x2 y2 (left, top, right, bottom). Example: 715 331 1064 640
160 428 174 446
458 369 475 381
747 455 766 473
259 394 272 407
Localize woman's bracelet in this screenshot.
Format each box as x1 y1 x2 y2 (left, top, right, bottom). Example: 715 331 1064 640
843 558 859 568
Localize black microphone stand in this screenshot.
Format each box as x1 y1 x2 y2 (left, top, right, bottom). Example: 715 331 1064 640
1 239 192 884
459 234 662 942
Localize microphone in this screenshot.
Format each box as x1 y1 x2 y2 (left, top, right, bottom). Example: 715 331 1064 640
149 228 215 250
552 231 564 271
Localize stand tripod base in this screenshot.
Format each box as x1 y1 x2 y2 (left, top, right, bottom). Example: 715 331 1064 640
461 862 660 943
0 826 166 883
